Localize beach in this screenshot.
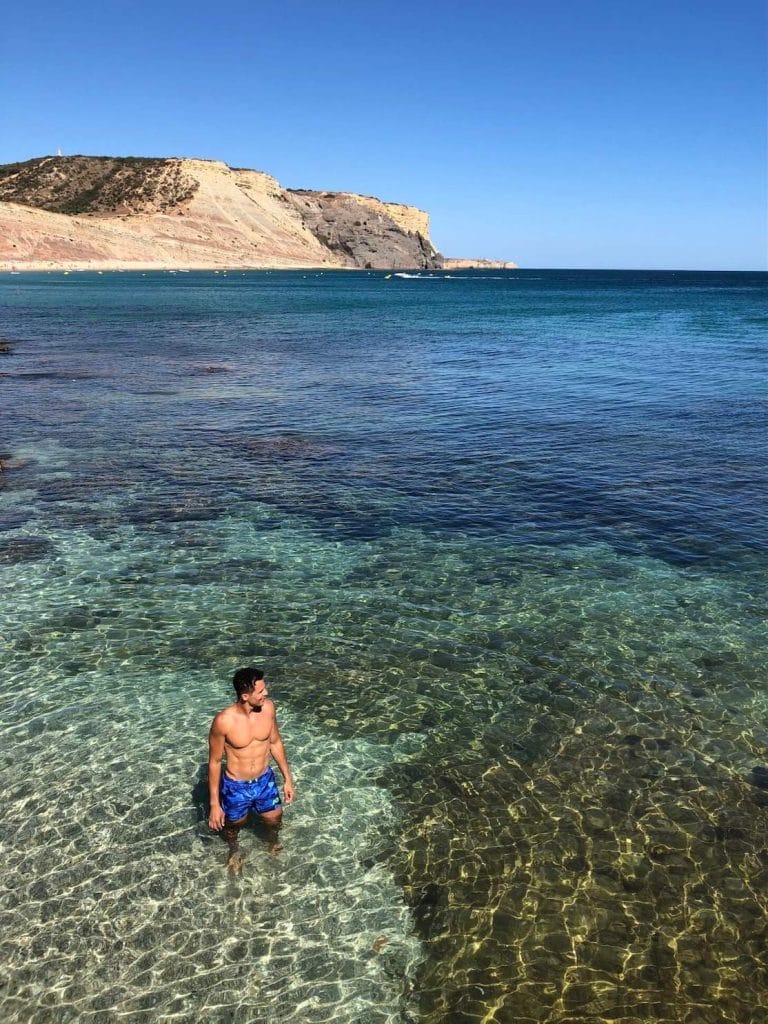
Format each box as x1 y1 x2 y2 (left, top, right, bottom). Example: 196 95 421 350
1 268 767 1024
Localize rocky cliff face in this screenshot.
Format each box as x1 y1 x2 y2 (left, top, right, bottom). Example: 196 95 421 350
287 190 440 270
442 257 518 270
0 156 442 271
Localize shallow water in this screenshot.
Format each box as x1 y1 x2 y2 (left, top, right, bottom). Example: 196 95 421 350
1 268 767 1023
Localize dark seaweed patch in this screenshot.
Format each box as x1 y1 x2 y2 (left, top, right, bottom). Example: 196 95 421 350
0 370 100 381
201 431 344 462
0 511 32 531
124 499 226 526
0 536 55 564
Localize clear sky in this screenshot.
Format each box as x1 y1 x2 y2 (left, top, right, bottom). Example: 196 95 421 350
2 0 765 269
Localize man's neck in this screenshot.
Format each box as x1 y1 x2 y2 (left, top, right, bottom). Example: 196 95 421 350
234 699 263 715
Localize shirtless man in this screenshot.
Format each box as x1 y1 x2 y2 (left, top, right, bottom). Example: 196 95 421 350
208 666 295 871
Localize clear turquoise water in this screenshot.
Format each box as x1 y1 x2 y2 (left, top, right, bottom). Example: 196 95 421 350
1 268 767 1024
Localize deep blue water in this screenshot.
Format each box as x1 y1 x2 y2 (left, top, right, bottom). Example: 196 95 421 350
1 268 767 1024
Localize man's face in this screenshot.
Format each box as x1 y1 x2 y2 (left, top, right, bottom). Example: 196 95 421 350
244 679 268 710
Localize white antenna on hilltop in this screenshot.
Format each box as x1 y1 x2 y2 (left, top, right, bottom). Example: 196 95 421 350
57 148 63 157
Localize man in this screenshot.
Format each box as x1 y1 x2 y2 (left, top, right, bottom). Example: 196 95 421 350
208 666 295 871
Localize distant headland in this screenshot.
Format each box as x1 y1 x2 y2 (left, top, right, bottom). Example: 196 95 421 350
0 155 516 273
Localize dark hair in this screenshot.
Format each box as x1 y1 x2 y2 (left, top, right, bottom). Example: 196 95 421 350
232 666 265 698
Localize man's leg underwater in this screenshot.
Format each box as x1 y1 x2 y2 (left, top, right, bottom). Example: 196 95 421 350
259 808 283 853
223 815 248 873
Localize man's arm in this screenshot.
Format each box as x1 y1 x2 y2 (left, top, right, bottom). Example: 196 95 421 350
268 707 294 804
208 715 227 830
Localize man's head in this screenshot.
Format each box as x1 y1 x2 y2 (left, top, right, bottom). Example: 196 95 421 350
232 666 268 709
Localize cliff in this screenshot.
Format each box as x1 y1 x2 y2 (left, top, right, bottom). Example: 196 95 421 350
0 155 442 271
443 257 518 270
286 190 439 270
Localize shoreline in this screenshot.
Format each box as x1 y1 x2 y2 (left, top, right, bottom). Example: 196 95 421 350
0 260 355 273
0 262 518 274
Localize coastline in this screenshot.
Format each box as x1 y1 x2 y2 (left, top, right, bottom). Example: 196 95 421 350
0 158 519 275
0 157 443 274
442 257 518 270
0 260 368 273
0 260 518 273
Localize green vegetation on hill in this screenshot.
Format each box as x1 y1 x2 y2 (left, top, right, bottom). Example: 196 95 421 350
0 156 198 215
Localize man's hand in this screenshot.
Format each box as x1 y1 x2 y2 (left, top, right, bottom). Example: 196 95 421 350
283 778 295 805
208 804 226 831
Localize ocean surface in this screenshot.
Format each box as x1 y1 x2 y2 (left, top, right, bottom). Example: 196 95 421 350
1 268 767 1024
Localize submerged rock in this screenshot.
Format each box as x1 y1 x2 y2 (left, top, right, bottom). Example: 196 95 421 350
0 369 99 380
411 882 446 932
0 511 32 531
237 435 342 460
0 535 55 564
188 363 231 375
0 456 32 473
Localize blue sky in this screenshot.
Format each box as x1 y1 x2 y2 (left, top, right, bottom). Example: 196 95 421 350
2 1 765 269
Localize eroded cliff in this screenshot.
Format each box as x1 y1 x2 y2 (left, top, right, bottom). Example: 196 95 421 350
0 156 442 271
287 190 440 270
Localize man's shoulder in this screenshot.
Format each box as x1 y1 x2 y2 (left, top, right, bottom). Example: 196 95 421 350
211 705 238 730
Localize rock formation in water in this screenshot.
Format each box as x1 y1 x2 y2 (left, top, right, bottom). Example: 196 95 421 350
442 257 518 270
0 155 445 271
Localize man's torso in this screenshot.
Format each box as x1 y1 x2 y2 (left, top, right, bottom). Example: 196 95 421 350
222 701 275 781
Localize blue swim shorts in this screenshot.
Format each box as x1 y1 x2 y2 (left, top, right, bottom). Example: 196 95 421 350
220 768 282 822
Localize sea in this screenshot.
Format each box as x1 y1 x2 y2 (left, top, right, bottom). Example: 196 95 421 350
0 268 766 1024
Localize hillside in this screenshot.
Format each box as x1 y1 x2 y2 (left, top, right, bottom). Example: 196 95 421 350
0 155 443 271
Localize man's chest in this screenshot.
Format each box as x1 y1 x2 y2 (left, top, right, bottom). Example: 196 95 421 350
226 714 273 749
